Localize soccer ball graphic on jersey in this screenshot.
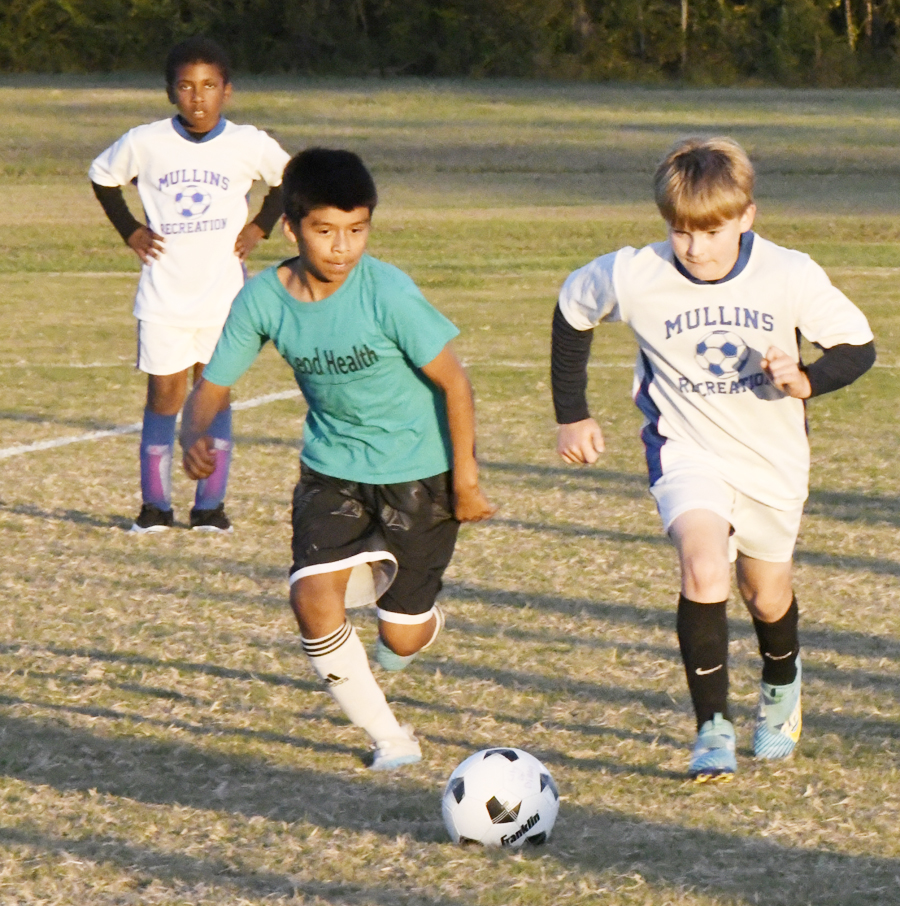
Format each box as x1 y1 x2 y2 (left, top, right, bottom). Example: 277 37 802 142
174 185 211 217
695 330 750 377
442 747 559 847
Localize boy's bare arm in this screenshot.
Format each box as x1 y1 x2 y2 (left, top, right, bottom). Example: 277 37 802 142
420 344 496 523
180 378 231 479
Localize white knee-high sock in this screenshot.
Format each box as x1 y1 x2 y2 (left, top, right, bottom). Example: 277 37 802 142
301 621 406 744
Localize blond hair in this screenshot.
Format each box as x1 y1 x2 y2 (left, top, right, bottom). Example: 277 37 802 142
654 137 755 229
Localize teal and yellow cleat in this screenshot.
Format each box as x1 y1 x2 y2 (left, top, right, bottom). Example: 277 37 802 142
754 656 802 760
689 713 736 782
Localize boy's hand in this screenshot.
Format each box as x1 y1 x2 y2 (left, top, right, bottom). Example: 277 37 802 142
557 418 605 464
182 436 217 480
127 225 164 264
453 482 497 523
761 346 812 399
235 223 265 261
451 458 497 522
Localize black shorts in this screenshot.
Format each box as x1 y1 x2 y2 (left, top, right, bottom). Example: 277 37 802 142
290 464 460 621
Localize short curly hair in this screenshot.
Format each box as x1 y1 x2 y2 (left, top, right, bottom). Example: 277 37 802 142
165 36 231 91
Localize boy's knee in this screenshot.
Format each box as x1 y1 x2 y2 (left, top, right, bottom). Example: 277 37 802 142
290 571 350 638
736 558 793 620
147 372 189 415
681 554 731 602
740 581 793 621
378 619 431 657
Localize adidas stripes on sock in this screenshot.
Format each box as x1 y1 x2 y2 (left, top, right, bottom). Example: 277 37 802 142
753 595 799 686
677 594 730 730
301 621 406 744
139 408 176 510
194 406 233 511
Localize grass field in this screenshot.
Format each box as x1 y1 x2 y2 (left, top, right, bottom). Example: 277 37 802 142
1 76 899 905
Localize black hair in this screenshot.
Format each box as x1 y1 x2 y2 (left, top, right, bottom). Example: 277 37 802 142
282 148 378 224
165 36 231 90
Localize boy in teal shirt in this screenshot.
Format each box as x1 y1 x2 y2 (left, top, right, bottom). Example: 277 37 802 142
181 148 495 769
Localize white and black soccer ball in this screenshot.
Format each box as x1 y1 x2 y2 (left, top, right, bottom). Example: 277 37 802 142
695 330 750 377
442 747 559 847
174 185 211 218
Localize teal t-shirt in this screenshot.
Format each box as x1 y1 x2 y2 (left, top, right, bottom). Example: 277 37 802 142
204 254 460 484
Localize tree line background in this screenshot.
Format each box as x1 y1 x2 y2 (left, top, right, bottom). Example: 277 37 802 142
2 0 900 85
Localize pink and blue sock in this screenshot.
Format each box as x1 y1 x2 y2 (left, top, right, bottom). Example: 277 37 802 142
140 408 176 510
194 406 233 511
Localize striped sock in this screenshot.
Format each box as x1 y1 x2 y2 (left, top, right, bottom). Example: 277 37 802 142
194 406 232 511
139 408 176 510
301 622 406 744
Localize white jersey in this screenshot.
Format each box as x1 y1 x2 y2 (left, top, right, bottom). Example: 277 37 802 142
89 117 291 328
558 234 873 508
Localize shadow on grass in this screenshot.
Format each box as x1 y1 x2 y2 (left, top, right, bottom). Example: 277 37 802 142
481 459 648 498
488 515 665 545
0 410 131 433
1 643 317 694
806 487 900 527
794 547 900 576
444 581 900 663
444 581 672 630
0 692 355 760
0 822 469 906
0 502 137 530
0 501 291 536
233 431 302 449
0 713 898 906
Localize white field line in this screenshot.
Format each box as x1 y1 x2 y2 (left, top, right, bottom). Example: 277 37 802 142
0 389 301 461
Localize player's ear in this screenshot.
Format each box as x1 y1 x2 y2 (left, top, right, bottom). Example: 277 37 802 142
166 84 177 104
282 217 299 245
223 81 233 103
739 203 756 232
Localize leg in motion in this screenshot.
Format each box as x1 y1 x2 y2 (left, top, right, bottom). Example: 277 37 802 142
671 510 736 781
738 556 801 760
292 571 420 770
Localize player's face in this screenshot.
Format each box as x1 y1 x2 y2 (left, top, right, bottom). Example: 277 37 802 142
669 204 756 282
288 206 371 296
169 62 232 132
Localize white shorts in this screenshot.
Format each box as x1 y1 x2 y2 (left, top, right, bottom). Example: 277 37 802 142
137 320 224 376
650 464 802 563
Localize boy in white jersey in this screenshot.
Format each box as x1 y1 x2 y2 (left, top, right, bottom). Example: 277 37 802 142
180 148 495 769
551 137 875 781
89 36 290 533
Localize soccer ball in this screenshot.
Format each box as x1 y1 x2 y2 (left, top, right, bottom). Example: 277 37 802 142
441 747 559 847
174 185 211 218
695 330 750 377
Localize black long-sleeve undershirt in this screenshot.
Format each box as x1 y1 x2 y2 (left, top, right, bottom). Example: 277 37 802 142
91 182 143 243
550 302 876 424
91 181 285 244
803 339 876 397
551 304 594 424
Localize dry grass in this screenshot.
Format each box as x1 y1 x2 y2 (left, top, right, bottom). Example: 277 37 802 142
0 78 899 904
